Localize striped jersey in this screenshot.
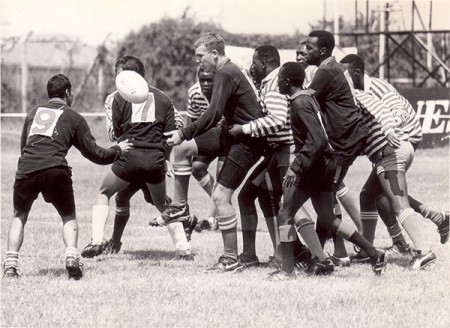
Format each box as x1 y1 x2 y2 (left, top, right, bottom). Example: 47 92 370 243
242 67 293 145
361 75 422 145
105 90 185 142
343 71 388 162
187 82 209 120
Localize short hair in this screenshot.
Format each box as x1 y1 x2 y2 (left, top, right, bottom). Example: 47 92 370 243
194 32 225 56
254 45 280 67
281 62 305 87
309 30 335 54
115 55 145 77
340 54 365 71
47 74 71 99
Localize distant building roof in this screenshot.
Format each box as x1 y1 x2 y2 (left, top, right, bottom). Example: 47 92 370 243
1 35 97 68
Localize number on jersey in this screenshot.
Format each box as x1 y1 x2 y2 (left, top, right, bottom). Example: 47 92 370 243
29 107 64 138
131 93 155 123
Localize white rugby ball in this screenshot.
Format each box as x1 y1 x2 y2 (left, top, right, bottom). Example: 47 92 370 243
115 70 149 103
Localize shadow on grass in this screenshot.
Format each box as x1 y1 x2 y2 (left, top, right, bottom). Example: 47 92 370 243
36 267 68 278
124 249 180 260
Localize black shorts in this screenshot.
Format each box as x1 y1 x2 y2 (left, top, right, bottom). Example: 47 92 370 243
195 127 223 157
13 166 75 216
295 157 336 194
112 149 165 184
218 137 267 190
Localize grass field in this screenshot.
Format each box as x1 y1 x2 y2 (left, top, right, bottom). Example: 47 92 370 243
1 117 449 328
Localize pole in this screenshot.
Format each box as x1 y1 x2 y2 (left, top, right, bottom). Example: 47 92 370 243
379 3 385 79
334 0 340 46
21 31 33 113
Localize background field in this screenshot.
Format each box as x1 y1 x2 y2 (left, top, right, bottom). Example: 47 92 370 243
1 117 449 328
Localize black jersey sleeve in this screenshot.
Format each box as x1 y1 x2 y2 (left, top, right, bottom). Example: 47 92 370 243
73 116 121 164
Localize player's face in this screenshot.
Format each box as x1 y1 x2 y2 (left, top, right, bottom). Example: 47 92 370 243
250 51 265 84
277 69 289 95
345 63 363 90
305 36 321 67
296 45 308 67
195 45 216 72
199 72 214 95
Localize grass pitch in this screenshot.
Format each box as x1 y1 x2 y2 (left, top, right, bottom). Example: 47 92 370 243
1 118 449 327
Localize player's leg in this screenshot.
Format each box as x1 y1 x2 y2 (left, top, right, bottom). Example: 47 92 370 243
4 210 29 278
147 179 193 259
315 190 387 275
206 140 265 272
376 195 412 259
192 155 216 196
377 142 435 270
40 167 83 279
237 156 269 267
336 184 362 231
104 183 141 255
272 187 327 279
408 195 449 244
82 169 130 258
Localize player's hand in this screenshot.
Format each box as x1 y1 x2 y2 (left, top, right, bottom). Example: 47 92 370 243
228 124 244 138
282 167 296 188
386 131 401 149
164 130 183 147
117 139 133 152
165 160 175 179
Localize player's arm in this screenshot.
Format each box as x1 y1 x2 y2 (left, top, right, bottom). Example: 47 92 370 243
20 114 32 152
73 117 129 164
239 90 288 137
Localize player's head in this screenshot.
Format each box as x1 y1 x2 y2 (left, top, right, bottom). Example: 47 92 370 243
115 55 145 78
47 74 73 105
278 62 305 95
305 30 335 66
194 32 225 72
296 42 308 67
252 45 280 83
340 54 365 90
198 67 214 98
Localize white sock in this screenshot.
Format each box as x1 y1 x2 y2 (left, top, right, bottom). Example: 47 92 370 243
167 222 192 255
91 204 109 245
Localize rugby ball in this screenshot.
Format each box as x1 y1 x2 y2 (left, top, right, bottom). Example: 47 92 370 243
115 70 149 103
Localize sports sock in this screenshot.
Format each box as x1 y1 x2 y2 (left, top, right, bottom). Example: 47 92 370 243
265 216 280 254
197 173 214 196
361 211 378 245
91 204 109 245
348 231 377 259
417 205 443 226
296 219 327 261
241 214 258 258
387 222 409 246
4 251 19 269
167 222 192 255
217 212 238 259
65 247 78 259
172 175 190 207
279 224 297 273
111 206 130 243
398 208 430 253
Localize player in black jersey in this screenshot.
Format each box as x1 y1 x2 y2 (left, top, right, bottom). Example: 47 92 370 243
3 74 131 279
